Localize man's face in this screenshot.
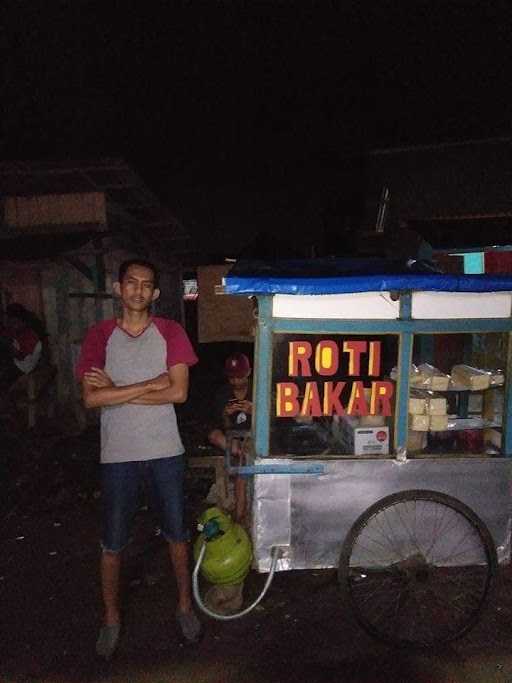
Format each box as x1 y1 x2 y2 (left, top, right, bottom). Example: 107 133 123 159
228 372 250 389
115 264 160 312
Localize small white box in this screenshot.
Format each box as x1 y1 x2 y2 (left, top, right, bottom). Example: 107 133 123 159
334 416 389 455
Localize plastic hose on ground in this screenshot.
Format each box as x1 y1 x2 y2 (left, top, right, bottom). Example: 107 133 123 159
192 543 281 621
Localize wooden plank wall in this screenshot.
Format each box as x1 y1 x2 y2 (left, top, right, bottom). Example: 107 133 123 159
41 258 113 406
197 264 255 343
3 248 185 427
4 192 107 230
0 263 45 319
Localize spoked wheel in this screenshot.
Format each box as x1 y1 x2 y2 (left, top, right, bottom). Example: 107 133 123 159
339 490 497 647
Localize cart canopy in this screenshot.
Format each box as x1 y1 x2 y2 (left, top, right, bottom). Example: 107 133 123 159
224 258 512 296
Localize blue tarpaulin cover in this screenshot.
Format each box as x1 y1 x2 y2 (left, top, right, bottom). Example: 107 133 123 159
224 259 512 295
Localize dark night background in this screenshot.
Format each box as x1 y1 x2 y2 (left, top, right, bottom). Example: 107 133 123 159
3 7 512 681
2 1 512 256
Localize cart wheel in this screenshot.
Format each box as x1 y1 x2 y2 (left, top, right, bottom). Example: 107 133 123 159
339 489 497 647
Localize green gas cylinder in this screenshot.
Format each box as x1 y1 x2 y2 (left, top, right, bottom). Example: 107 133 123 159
193 507 253 585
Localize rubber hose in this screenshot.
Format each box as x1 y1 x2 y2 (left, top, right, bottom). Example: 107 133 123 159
192 543 280 621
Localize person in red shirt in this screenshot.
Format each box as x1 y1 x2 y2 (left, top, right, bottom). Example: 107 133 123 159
0 303 43 388
77 259 201 659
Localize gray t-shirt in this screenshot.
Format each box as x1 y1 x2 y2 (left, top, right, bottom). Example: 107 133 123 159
77 317 198 463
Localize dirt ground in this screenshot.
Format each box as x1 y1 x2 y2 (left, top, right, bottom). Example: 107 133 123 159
2 423 512 683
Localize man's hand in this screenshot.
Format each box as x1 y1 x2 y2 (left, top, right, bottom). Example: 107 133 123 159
84 367 114 388
147 373 171 392
224 399 252 416
224 400 241 416
128 366 187 405
236 400 252 414
82 369 174 409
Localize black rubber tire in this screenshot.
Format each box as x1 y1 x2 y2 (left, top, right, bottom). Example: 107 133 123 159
339 489 498 647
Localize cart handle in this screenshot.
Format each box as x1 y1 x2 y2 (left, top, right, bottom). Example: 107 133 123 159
224 430 325 476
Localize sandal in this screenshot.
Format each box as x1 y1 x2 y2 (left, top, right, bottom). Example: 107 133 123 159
176 609 202 644
96 623 121 659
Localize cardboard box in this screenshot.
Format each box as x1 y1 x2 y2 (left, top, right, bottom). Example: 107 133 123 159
333 416 389 456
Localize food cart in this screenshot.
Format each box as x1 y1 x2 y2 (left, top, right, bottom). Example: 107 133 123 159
221 259 512 646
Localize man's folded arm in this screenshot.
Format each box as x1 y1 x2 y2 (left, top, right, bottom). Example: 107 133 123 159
129 363 189 405
82 371 169 409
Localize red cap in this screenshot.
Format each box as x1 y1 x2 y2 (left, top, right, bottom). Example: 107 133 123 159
224 353 251 378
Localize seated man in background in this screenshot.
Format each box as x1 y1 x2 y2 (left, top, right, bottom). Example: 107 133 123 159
208 352 252 523
0 303 43 388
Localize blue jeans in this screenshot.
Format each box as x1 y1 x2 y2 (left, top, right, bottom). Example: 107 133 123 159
101 455 189 552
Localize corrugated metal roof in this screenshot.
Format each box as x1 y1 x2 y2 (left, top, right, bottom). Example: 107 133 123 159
364 139 512 249
369 136 512 156
0 159 192 256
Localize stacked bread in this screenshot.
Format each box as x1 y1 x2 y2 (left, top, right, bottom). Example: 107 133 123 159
407 392 429 453
410 363 450 391
408 390 448 432
489 371 505 386
450 364 491 391
407 389 449 453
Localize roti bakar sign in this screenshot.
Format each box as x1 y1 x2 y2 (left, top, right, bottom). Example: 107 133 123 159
276 339 394 417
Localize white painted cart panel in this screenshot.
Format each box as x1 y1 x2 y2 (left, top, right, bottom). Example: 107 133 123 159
412 291 512 319
272 292 400 319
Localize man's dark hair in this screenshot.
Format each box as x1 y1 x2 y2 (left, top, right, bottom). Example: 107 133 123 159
5 303 29 321
118 259 159 288
5 303 47 338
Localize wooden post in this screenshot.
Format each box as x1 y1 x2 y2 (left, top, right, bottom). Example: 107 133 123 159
93 238 106 322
